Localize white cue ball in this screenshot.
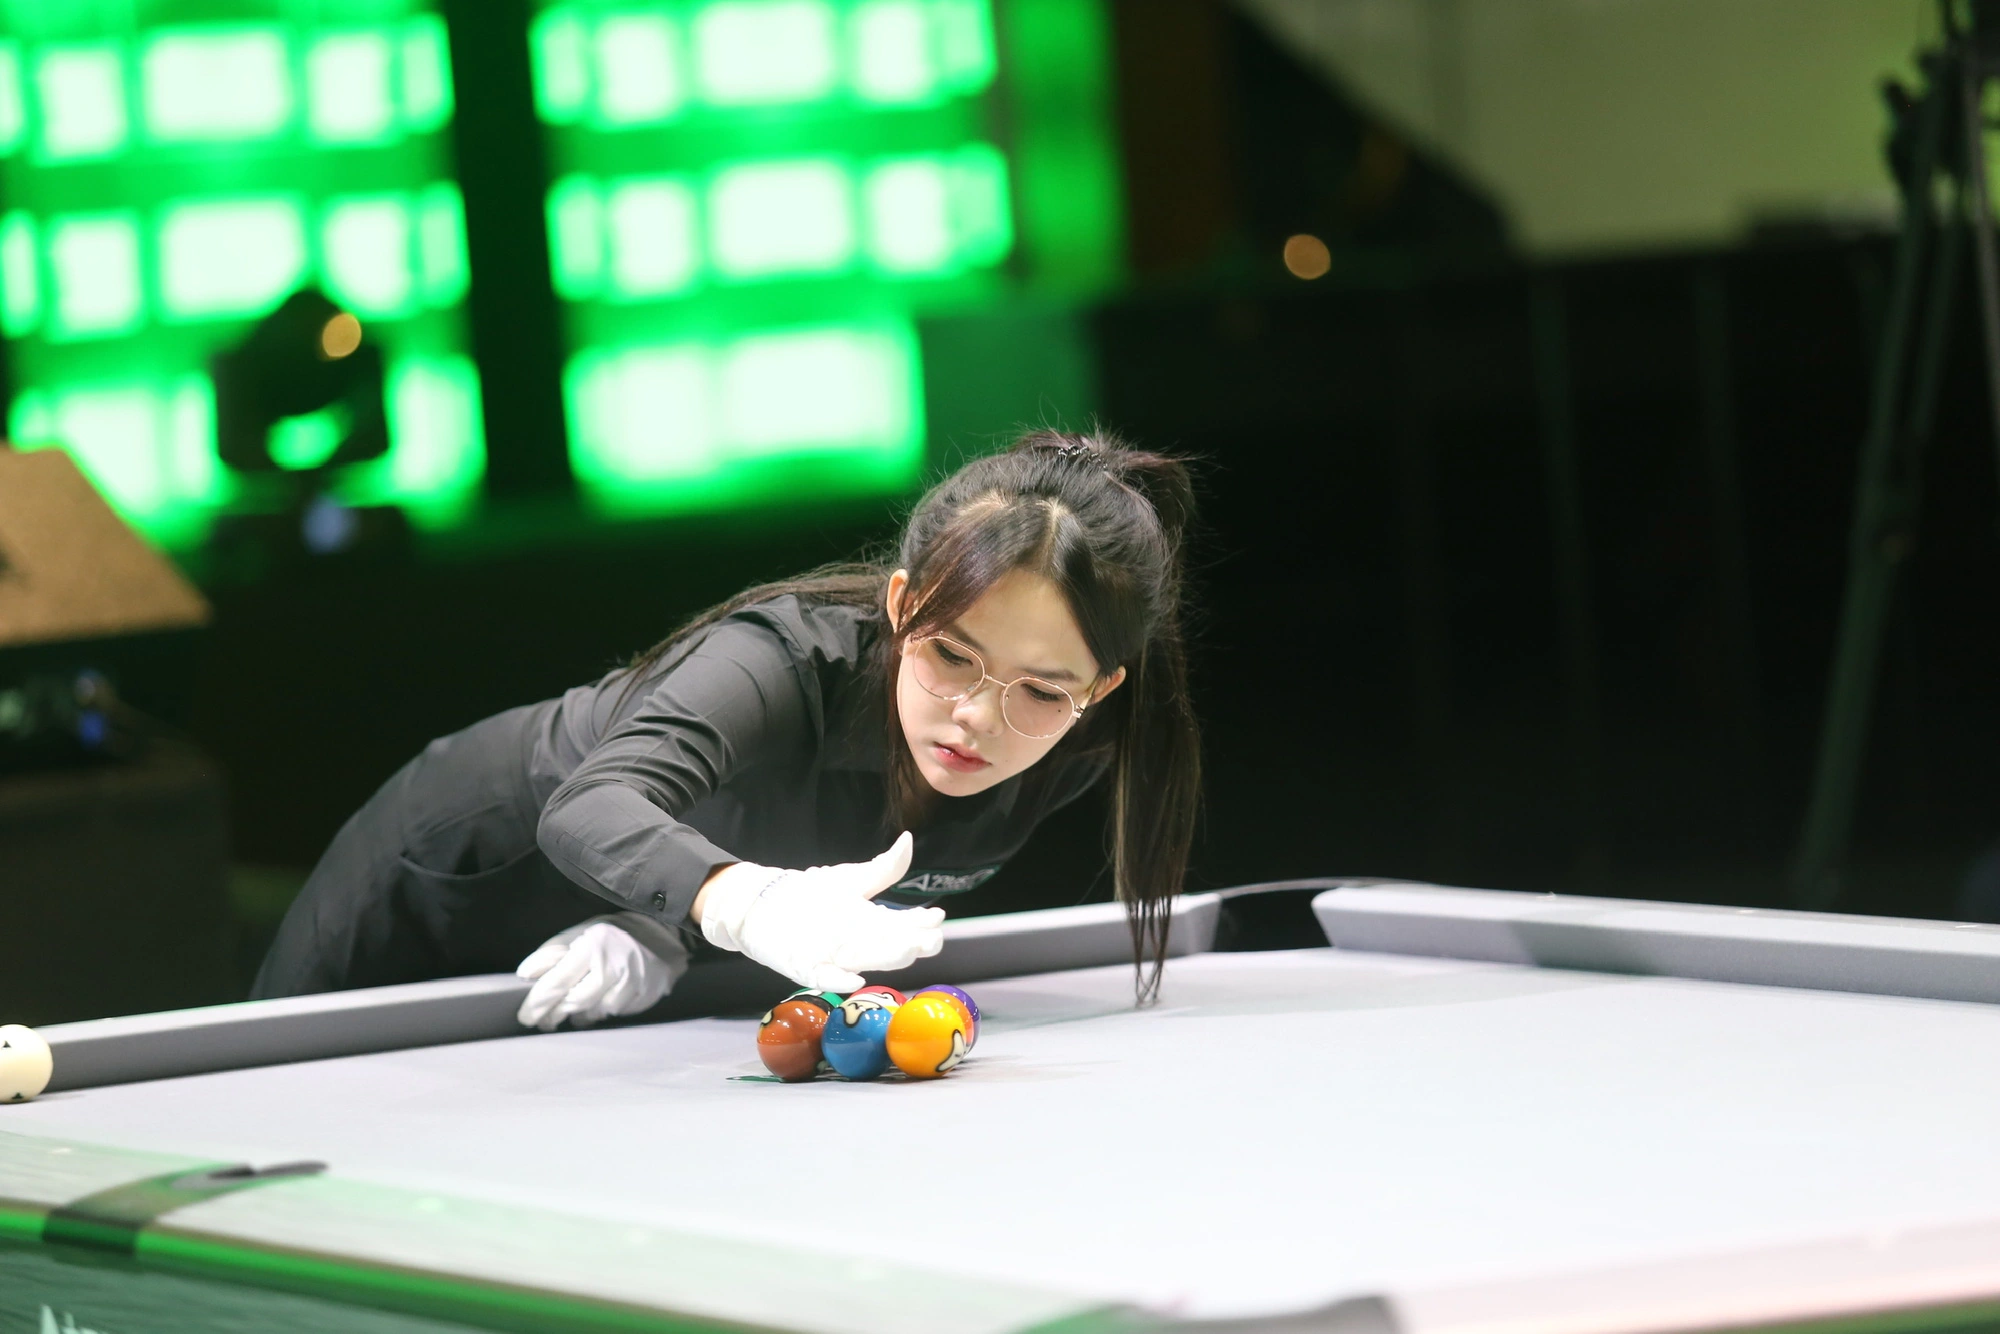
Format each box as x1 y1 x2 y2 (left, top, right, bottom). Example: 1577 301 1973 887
0 1025 52 1103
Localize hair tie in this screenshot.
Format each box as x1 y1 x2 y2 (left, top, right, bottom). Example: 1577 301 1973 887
1052 441 1113 474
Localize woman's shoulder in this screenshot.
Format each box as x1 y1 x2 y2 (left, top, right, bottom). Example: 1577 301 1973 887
722 594 882 674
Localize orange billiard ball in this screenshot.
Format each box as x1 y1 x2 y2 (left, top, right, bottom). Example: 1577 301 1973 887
885 992 969 1079
915 985 978 1048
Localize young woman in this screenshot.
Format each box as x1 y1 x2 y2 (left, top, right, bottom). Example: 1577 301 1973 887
252 429 1201 1029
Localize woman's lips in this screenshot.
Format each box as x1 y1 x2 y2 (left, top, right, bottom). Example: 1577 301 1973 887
933 742 990 773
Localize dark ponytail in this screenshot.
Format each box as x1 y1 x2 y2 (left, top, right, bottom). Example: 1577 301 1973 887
1068 440 1201 1003
618 428 1202 1003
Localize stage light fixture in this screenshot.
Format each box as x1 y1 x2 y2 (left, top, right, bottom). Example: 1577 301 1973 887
210 288 386 474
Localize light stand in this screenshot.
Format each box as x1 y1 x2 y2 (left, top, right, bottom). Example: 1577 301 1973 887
1791 0 2000 907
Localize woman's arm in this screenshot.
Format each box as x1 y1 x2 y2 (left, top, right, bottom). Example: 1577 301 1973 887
537 619 811 928
538 616 941 994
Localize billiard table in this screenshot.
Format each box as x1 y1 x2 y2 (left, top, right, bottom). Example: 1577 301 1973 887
6 880 2000 1334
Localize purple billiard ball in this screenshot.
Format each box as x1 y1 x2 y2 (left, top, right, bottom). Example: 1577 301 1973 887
821 995 897 1081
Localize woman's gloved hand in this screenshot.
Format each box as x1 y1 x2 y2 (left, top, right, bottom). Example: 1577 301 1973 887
697 831 944 993
515 915 691 1031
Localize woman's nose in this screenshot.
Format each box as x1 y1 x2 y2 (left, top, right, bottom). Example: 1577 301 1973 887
953 680 1005 735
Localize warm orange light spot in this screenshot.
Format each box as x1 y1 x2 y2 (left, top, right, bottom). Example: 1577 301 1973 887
1283 233 1332 280
319 312 363 359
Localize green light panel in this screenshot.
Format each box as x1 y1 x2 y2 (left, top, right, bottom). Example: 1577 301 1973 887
547 145 1010 299
0 3 479 545
534 0 1119 517
158 196 310 321
36 44 127 160
566 322 921 512
142 28 293 143
47 211 144 339
533 0 997 123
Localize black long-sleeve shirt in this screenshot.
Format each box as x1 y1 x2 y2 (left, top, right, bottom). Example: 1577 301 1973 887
527 595 1107 930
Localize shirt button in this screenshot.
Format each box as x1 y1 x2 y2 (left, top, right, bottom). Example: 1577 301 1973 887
651 892 667 910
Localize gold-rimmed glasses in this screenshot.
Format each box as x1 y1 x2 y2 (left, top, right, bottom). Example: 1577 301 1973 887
906 634 1093 739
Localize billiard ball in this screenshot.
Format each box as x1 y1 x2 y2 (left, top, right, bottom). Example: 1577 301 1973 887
821 995 898 1080
885 992 968 1079
851 985 907 1006
0 1026 52 1103
915 985 979 1048
756 999 831 1082
784 989 842 1012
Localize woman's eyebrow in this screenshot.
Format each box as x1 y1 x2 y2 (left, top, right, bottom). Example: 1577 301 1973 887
946 621 1083 683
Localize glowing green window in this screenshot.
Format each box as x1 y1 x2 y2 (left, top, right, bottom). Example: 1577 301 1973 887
850 1 936 105
546 176 605 299
934 0 997 95
322 195 414 318
566 322 922 507
531 9 590 125
382 357 485 504
398 16 453 133
48 213 144 340
0 42 26 156
157 197 308 322
593 13 685 127
162 376 221 505
606 177 699 299
29 387 164 514
719 324 915 454
863 158 951 273
10 377 221 526
861 145 1010 275
142 28 291 143
694 1 838 106
307 31 396 145
567 344 715 483
1 212 38 337
945 141 1012 264
56 390 166 511
35 45 128 161
417 183 468 307
709 159 853 278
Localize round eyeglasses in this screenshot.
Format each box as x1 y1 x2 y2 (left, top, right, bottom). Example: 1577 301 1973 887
906 634 1093 739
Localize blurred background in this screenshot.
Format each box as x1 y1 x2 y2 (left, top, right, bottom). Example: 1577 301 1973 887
1 0 1995 1023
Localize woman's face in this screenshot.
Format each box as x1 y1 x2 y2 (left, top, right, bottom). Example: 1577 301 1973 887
886 567 1126 797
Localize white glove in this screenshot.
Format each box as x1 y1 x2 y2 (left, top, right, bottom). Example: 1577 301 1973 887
699 832 945 993
515 914 690 1031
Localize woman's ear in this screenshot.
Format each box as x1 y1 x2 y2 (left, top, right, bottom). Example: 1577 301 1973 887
1090 665 1128 705
885 569 910 630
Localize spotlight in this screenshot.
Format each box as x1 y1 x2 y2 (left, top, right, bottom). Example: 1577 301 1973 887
207 288 408 570
318 312 364 360
211 288 386 473
1283 234 1332 280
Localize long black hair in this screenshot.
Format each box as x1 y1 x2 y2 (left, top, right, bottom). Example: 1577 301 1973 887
619 429 1201 1001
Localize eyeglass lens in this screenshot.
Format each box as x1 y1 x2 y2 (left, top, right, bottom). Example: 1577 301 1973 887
911 637 1075 738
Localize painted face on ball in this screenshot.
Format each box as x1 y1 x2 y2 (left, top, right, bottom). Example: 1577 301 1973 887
933 1029 969 1075
839 996 891 1025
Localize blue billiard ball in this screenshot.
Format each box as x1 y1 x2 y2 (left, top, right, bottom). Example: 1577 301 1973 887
821 995 897 1081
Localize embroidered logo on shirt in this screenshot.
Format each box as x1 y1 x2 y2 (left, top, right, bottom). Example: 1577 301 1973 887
892 865 1000 895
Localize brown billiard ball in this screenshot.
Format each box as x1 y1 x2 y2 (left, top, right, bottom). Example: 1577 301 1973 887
757 999 831 1082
